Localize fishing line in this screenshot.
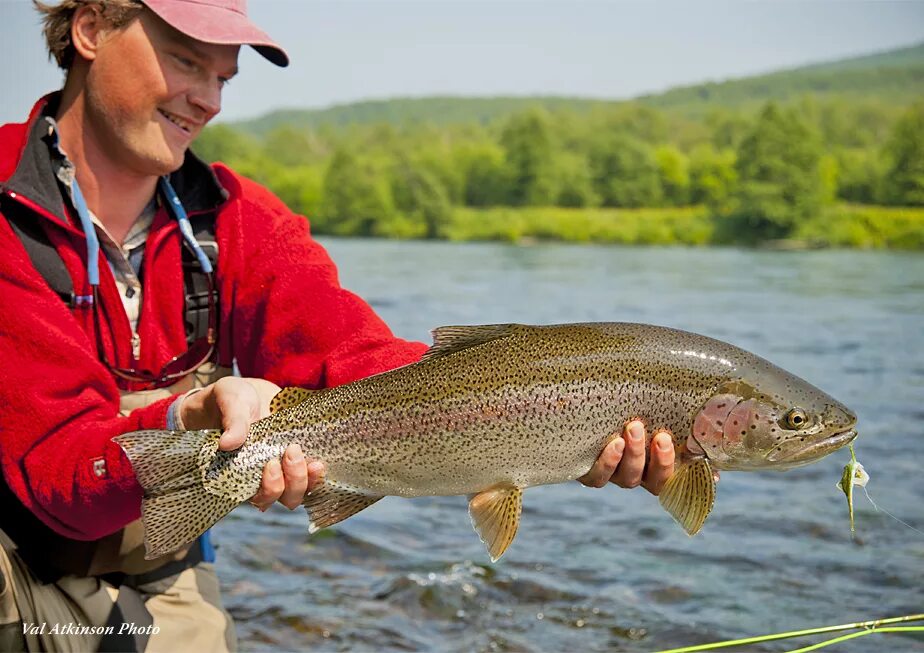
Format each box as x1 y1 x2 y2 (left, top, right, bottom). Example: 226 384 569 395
859 486 924 537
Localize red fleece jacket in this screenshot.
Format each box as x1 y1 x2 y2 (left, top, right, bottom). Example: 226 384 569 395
0 96 427 541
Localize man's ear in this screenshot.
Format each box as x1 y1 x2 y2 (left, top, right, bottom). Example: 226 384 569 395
71 5 107 62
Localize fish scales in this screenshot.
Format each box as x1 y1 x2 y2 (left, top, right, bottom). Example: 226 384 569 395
257 324 725 495
115 322 857 560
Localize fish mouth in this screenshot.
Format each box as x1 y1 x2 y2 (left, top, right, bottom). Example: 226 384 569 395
769 428 858 465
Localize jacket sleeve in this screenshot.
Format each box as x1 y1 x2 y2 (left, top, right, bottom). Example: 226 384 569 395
215 169 429 388
0 216 176 540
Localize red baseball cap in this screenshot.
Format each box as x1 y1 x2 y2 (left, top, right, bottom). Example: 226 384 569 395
142 0 289 67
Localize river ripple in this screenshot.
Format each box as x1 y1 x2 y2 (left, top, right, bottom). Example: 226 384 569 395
215 241 924 652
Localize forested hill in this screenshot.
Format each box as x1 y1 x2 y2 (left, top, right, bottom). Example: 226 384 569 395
639 42 924 114
232 41 924 134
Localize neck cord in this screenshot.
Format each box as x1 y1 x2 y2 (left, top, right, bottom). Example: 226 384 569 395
72 174 214 294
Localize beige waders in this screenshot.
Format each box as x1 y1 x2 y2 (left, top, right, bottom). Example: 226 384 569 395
0 365 237 653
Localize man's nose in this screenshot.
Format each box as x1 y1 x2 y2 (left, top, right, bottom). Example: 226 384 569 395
189 79 222 120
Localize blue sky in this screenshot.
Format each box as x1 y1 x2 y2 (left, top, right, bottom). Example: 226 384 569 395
2 0 923 124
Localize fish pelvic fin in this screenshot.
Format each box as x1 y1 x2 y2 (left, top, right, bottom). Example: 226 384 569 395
468 484 523 563
269 387 315 414
114 429 238 559
658 458 717 536
303 482 383 533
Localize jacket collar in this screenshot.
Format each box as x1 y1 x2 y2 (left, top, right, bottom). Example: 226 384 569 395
1 93 228 225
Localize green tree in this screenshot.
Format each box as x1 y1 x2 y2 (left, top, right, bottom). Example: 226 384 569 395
881 103 924 206
319 149 394 236
192 124 261 165
457 142 508 207
390 157 453 238
589 133 663 208
263 125 322 167
554 152 598 208
833 148 884 204
730 103 825 240
689 144 737 210
499 109 557 206
591 104 668 145
268 166 324 218
706 109 751 150
654 145 690 206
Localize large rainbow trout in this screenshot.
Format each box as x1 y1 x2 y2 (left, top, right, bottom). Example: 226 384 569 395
116 323 857 561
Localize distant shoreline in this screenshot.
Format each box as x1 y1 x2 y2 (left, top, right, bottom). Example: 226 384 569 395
312 204 924 250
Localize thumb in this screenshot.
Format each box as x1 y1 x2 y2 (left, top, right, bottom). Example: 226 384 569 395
214 378 261 451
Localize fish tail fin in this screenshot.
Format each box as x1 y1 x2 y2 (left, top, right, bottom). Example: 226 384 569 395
114 429 237 559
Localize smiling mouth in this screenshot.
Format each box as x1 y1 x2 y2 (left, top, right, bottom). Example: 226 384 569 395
158 109 194 134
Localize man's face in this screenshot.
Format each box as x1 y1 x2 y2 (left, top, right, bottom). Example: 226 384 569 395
82 9 240 176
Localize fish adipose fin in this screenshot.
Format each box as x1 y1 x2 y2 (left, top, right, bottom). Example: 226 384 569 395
269 387 315 413
114 429 239 559
303 482 383 533
658 459 717 536
468 484 523 562
422 324 520 362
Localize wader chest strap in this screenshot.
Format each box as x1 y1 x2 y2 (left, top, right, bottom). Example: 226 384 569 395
4 201 75 305
4 205 218 348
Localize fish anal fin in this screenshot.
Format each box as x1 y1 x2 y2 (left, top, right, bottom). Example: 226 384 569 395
468 484 523 562
422 324 520 362
303 482 383 532
659 458 716 536
270 387 315 414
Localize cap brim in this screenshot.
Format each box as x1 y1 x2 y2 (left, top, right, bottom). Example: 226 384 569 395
142 0 289 67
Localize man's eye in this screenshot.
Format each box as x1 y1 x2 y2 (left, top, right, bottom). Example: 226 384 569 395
173 54 195 69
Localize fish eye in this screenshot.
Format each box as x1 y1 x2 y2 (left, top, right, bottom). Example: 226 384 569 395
783 408 809 430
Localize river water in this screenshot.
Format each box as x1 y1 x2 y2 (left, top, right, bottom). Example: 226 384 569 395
213 240 924 652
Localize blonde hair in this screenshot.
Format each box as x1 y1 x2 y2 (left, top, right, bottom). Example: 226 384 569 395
34 0 145 69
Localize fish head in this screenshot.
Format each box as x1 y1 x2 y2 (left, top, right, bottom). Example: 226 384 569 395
686 373 857 471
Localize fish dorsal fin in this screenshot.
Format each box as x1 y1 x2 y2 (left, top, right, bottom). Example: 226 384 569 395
659 458 717 536
302 482 383 532
422 324 520 363
270 387 314 414
468 484 523 562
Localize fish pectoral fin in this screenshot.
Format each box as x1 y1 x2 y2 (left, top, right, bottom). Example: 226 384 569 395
302 482 383 533
422 324 521 362
658 459 716 536
468 484 523 563
269 387 315 413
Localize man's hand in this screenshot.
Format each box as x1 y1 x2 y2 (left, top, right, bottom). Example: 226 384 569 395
578 420 675 495
179 377 325 511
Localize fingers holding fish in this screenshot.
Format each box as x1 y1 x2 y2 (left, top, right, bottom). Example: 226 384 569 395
251 458 285 511
184 377 279 451
641 431 675 496
306 459 327 492
228 378 289 450
610 421 647 489
250 445 325 511
278 444 309 509
281 444 327 509
578 435 625 488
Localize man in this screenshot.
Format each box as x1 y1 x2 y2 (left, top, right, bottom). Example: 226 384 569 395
0 1 675 650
